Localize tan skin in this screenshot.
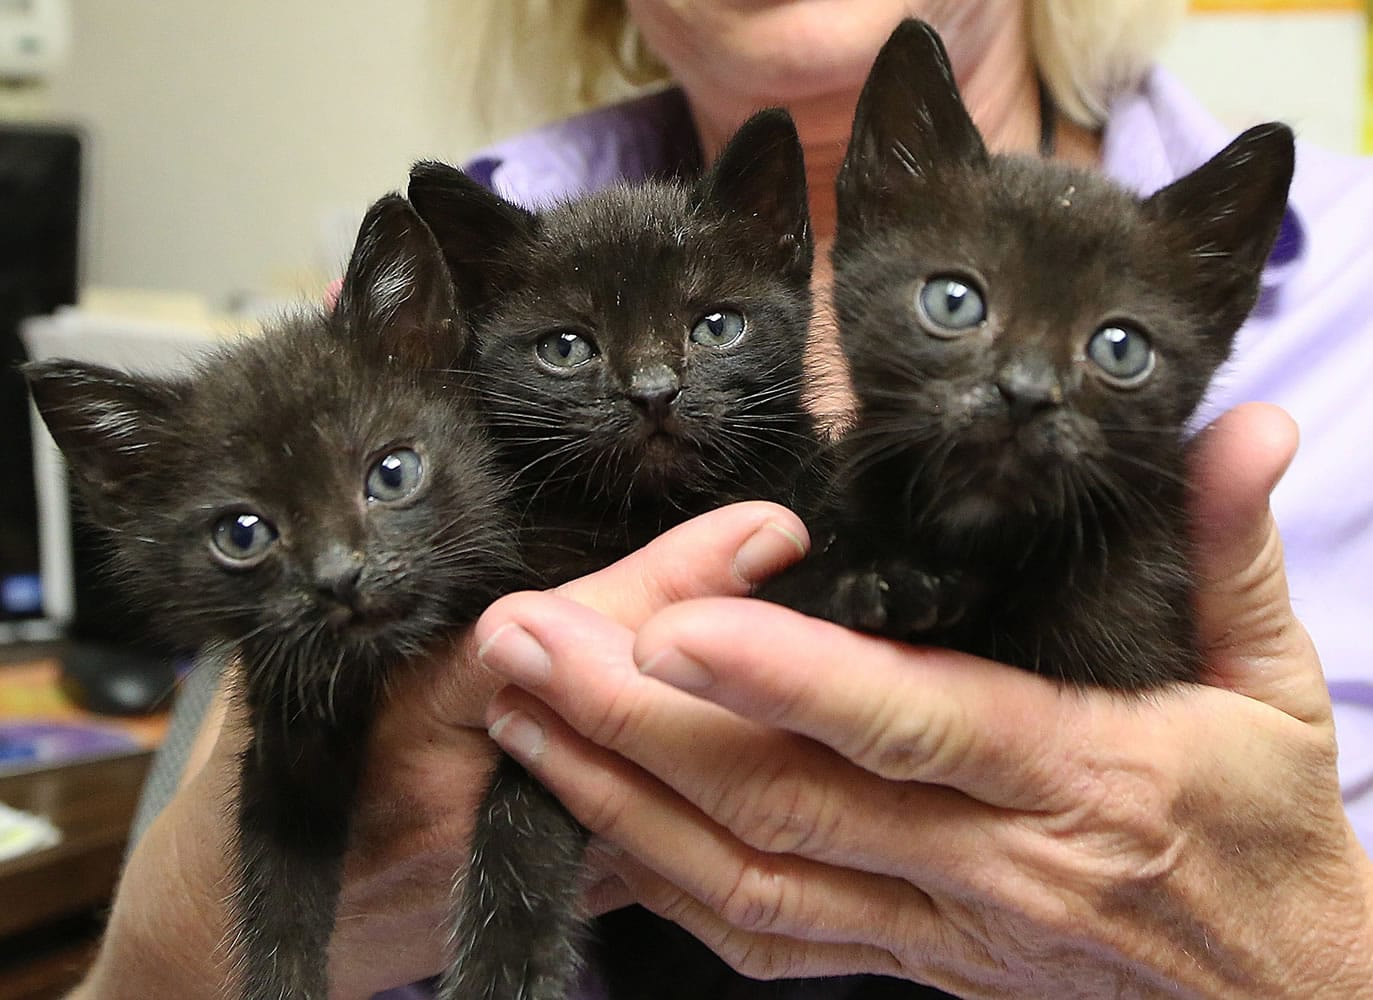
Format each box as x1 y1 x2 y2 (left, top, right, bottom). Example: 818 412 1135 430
73 3 1373 997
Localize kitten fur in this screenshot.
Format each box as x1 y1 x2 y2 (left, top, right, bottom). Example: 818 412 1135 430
754 22 1294 999
774 21 1296 994
410 107 821 585
26 196 522 1000
408 109 821 1000
762 18 1294 698
768 17 1290 686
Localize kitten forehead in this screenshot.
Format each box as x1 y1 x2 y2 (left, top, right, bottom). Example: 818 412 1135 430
540 183 696 251
170 317 473 470
857 161 1169 289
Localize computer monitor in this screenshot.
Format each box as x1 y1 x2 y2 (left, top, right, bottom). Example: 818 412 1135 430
0 123 80 644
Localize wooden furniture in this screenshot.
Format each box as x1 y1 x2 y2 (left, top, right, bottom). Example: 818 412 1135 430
0 752 152 935
0 747 153 997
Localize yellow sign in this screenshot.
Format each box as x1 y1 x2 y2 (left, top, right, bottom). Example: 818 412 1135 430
1367 0 1373 151
1190 0 1361 10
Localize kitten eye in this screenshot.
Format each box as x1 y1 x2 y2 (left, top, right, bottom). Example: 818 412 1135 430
535 331 599 370
917 276 987 336
210 512 278 566
366 448 424 502
689 309 745 348
1086 325 1155 386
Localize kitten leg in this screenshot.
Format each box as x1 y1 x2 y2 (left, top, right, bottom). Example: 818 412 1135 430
440 754 590 1000
232 712 369 1000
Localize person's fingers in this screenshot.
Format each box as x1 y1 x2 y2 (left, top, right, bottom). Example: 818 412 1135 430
628 595 1097 812
413 502 806 730
1187 402 1328 725
484 683 936 957
480 590 1007 879
608 852 908 982
556 500 808 628
480 584 1095 814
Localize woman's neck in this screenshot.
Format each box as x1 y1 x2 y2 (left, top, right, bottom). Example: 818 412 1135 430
686 14 1100 250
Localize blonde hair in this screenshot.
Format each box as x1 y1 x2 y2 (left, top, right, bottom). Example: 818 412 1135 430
479 0 1186 129
1030 0 1187 126
472 0 664 131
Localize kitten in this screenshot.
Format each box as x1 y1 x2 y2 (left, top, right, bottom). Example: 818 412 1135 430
407 109 820 1000
409 107 821 585
26 196 522 1000
754 21 1294 999
763 18 1294 696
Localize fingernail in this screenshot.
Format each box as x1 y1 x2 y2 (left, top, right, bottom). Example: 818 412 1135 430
488 710 546 762
732 521 808 588
477 623 551 687
638 647 714 692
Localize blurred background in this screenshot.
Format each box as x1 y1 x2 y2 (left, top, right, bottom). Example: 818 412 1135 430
2 0 1369 309
0 2 1367 995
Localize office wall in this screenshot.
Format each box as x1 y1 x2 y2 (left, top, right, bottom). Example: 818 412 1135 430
1 2 1365 306
1162 5 1365 153
13 1 511 306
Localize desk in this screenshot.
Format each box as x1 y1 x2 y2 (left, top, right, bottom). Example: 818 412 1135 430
0 648 168 999
0 752 152 998
0 752 152 936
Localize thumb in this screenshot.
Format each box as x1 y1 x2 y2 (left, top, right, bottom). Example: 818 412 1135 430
1189 402 1327 723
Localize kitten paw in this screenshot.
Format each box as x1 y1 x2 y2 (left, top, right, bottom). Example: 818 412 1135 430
831 563 955 639
830 570 894 632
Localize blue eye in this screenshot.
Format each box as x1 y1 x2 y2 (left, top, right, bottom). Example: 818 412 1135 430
1087 325 1155 386
366 448 423 502
536 331 599 370
211 512 277 566
918 276 986 335
689 309 745 348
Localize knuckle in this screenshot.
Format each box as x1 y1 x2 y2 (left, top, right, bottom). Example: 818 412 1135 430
718 756 841 856
711 859 792 935
715 931 806 981
582 671 649 751
1043 750 1187 895
567 767 636 842
647 880 699 926
851 694 972 784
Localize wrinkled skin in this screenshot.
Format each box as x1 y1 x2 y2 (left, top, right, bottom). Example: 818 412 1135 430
476 403 1373 999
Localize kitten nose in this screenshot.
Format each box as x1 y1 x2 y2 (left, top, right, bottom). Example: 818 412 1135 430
996 362 1063 423
628 367 682 421
315 548 364 605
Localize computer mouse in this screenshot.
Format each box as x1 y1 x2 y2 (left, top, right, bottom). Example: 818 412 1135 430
58 643 178 716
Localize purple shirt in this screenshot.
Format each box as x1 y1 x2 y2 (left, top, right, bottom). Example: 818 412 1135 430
378 68 1373 1000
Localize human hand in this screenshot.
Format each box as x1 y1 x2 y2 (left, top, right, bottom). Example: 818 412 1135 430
477 402 1373 998
76 502 807 1000
324 500 809 996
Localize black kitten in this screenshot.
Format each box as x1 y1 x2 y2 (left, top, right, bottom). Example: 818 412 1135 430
26 196 522 1000
408 110 820 1000
410 107 821 584
757 22 1292 998
764 19 1294 694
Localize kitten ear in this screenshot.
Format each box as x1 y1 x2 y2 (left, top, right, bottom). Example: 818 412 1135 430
24 359 180 519
335 193 464 369
837 18 989 225
696 108 812 280
1146 123 1296 327
407 160 537 317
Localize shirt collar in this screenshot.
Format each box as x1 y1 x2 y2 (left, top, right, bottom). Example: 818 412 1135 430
1101 66 1305 288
